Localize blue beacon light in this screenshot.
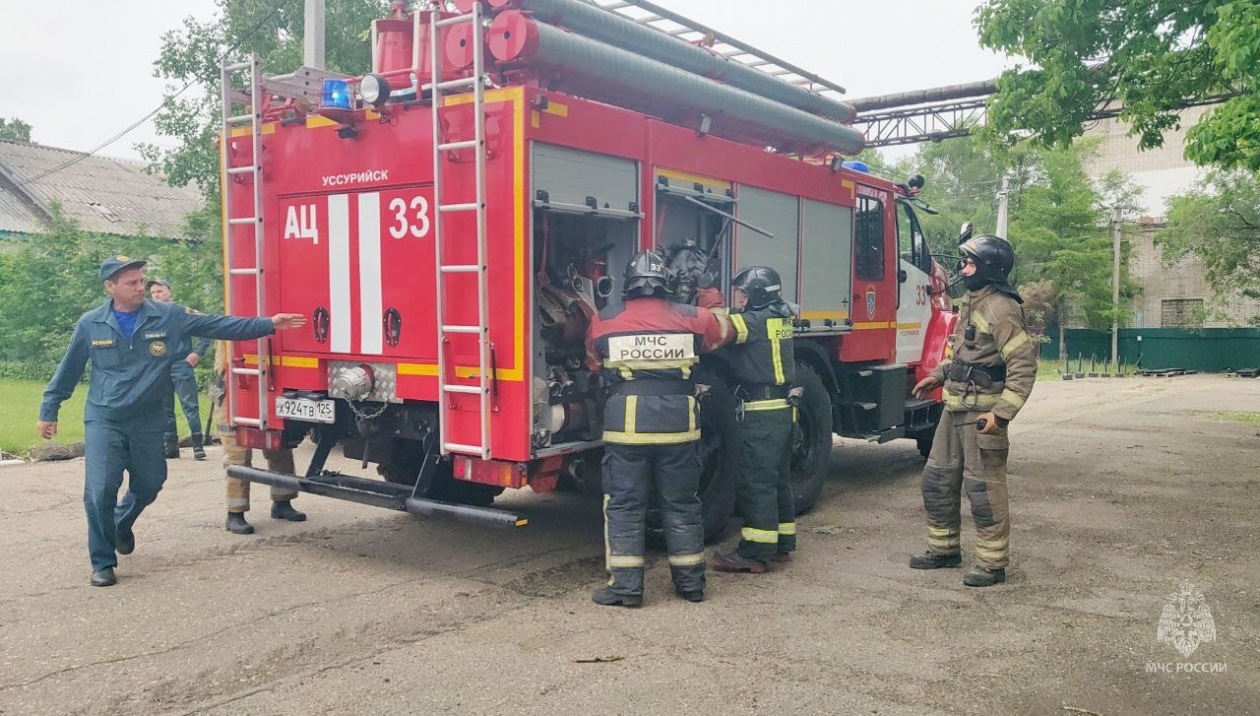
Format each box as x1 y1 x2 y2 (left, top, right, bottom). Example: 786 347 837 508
320 79 353 110
841 160 870 173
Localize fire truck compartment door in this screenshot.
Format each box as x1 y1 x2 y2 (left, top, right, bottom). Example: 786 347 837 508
734 185 799 302
800 199 853 324
532 143 639 214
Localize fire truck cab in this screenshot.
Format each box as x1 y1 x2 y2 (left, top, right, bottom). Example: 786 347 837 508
221 0 954 536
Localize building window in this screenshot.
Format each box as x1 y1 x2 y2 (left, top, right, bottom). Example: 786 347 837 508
855 196 884 281
1160 298 1204 327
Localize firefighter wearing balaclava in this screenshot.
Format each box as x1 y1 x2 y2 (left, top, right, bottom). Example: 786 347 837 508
585 250 732 607
909 235 1037 587
704 265 800 574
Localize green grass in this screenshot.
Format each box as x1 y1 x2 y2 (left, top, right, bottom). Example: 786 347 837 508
0 378 211 456
1210 412 1260 425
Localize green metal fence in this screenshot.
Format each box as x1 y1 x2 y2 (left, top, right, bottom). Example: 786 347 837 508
1039 328 1260 372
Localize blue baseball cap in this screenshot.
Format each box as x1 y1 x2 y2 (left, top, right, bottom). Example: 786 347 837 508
99 254 147 281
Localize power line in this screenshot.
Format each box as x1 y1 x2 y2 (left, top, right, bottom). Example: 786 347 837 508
13 3 285 188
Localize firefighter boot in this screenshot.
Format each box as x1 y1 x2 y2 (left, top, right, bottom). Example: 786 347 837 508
710 551 768 574
963 565 1007 587
191 432 207 461
675 588 705 603
164 433 180 459
909 552 962 569
271 500 307 522
591 587 643 608
225 512 255 535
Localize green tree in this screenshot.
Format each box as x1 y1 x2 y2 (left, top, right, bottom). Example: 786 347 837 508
1157 170 1260 324
0 117 33 142
976 0 1260 171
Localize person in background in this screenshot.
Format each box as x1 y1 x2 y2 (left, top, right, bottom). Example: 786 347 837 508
147 277 211 460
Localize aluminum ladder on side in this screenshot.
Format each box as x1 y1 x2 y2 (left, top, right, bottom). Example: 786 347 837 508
219 54 271 430
429 3 493 460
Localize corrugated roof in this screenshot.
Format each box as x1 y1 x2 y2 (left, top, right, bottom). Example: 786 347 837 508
0 140 202 239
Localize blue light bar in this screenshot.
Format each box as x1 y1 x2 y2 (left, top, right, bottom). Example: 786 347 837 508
321 79 353 110
841 160 870 173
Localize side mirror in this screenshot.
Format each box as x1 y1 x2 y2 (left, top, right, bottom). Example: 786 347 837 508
959 222 974 244
908 174 925 190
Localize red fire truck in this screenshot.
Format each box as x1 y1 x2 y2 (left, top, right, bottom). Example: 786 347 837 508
221 0 956 536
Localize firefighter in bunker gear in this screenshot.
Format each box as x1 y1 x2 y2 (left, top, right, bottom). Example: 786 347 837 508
212 341 306 534
585 250 732 606
910 235 1036 587
705 265 799 573
37 256 306 587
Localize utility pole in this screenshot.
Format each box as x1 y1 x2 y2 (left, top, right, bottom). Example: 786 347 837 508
304 0 326 69
1111 205 1122 369
995 173 1010 238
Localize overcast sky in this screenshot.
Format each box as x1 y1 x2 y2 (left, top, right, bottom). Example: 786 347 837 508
0 0 1011 162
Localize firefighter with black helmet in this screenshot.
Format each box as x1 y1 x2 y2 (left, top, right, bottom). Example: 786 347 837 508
585 250 732 607
910 234 1037 587
705 265 800 573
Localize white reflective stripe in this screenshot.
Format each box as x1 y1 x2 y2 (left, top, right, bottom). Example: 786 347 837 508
741 527 779 544
1000 388 1027 409
942 390 999 408
227 498 250 508
608 555 645 568
778 522 796 535
731 313 749 344
327 194 352 353
602 428 701 445
357 192 383 355
744 398 790 411
668 552 705 567
1001 330 1030 359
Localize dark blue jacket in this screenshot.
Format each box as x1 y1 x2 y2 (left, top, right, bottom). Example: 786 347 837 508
41 299 275 424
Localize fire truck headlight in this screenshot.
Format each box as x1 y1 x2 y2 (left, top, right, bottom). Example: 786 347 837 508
320 79 353 111
359 74 391 107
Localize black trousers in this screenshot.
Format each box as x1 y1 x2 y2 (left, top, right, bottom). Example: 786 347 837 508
734 403 795 561
602 441 706 596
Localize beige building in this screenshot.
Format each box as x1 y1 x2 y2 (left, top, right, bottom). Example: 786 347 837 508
1083 106 1260 327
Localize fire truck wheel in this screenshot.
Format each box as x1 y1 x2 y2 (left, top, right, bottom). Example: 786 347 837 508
790 362 833 515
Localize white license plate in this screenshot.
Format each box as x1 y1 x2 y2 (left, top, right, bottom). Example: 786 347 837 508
275 397 335 424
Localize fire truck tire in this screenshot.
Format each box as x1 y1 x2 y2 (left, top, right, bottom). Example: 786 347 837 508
790 362 833 515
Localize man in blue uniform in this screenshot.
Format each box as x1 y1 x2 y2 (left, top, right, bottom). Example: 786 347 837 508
147 277 212 460
37 255 307 587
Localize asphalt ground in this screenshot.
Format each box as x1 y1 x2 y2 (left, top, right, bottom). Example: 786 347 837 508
1 374 1256 715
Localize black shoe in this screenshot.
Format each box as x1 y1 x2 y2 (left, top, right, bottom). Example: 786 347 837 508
164 433 180 459
675 589 705 603
271 501 307 522
116 527 135 555
710 551 768 574
225 512 255 535
964 566 1007 587
191 433 207 461
909 552 962 570
91 567 117 587
591 587 643 608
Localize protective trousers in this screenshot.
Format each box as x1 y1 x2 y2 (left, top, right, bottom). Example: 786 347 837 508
164 360 203 437
920 408 1011 569
734 401 794 561
602 442 706 596
84 418 168 572
219 424 297 512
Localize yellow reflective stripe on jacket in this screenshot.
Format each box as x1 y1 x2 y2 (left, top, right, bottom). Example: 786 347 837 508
624 395 638 436
1000 330 1030 360
688 396 697 433
778 522 796 536
731 313 749 344
668 552 706 567
603 428 701 445
1000 388 1027 409
741 526 779 544
770 322 785 384
608 554 645 568
942 390 1000 409
744 398 790 411
603 358 698 371
971 310 991 333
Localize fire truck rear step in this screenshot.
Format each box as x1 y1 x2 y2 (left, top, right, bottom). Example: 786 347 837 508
226 466 525 528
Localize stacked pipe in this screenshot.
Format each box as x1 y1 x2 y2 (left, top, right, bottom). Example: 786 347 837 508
447 0 865 156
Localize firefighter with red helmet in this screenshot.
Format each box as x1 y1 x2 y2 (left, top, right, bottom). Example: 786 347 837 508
910 235 1037 587
704 265 800 573
585 250 732 607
